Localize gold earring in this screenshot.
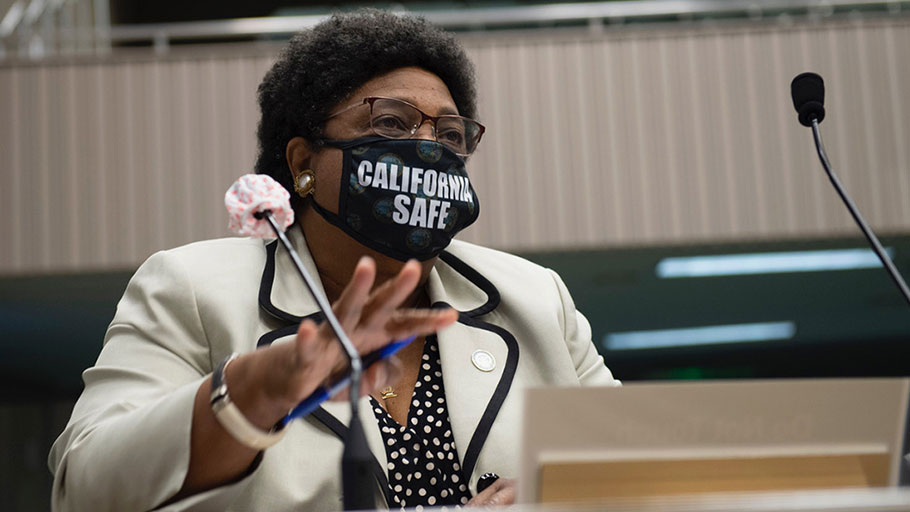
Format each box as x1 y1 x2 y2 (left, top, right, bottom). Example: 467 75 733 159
294 170 315 197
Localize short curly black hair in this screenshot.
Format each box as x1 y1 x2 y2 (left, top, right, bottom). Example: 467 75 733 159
255 9 478 197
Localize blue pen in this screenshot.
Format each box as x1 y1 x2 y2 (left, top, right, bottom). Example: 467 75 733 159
280 335 417 426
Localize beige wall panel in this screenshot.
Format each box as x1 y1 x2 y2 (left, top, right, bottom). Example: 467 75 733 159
2 18 910 274
459 18 910 252
0 70 11 266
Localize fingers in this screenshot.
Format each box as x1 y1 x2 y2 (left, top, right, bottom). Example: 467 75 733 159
358 259 422 327
260 319 335 409
330 356 403 402
383 308 458 340
292 319 323 368
467 478 516 507
331 256 376 327
315 257 376 376
288 258 452 408
294 319 345 391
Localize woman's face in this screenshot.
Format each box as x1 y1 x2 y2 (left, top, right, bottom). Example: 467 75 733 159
290 66 461 215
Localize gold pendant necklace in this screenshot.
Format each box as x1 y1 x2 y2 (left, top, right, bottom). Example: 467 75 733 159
380 386 398 400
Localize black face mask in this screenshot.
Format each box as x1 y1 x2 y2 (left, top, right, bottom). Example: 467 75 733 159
310 137 481 261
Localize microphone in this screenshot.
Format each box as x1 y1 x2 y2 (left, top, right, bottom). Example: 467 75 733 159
791 72 826 127
789 73 910 307
225 174 376 510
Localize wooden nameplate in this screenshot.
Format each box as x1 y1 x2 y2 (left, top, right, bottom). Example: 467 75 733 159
539 452 891 502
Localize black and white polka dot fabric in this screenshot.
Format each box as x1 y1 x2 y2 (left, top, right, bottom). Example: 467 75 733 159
370 335 472 508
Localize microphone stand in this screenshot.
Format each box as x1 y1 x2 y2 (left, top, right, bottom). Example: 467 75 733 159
809 119 910 307
255 211 376 511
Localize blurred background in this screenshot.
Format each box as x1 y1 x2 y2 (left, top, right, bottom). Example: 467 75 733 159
2 0 910 509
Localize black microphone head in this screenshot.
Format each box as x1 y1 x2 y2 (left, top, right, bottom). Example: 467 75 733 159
791 72 826 127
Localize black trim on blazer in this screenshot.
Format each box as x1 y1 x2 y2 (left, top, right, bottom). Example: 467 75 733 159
435 305 520 480
255 312 324 348
311 408 391 506
256 324 297 348
438 251 501 317
259 240 307 323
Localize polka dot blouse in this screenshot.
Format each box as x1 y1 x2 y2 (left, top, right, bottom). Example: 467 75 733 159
370 335 472 508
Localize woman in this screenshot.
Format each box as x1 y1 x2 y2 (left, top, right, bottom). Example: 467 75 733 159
49 9 619 511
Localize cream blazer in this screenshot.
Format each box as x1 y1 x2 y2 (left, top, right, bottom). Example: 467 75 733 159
49 227 619 511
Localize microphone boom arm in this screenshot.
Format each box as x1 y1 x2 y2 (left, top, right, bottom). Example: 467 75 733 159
255 211 375 511
810 119 910 307
256 212 364 398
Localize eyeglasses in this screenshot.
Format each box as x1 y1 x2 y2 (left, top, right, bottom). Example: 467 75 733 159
326 96 485 156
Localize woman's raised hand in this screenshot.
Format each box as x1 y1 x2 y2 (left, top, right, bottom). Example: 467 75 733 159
237 256 458 426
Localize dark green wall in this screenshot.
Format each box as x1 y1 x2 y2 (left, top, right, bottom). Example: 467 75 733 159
520 235 910 381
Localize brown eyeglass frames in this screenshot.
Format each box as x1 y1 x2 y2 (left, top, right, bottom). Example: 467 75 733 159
325 96 485 156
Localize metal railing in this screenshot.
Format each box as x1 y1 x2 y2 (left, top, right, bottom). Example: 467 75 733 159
0 0 109 60
1 0 908 60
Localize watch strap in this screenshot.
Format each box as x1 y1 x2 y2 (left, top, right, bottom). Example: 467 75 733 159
210 353 287 450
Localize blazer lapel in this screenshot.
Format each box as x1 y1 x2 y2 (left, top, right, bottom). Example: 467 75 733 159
258 226 324 323
429 251 519 486
316 398 391 504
